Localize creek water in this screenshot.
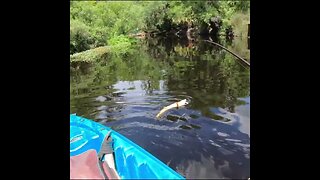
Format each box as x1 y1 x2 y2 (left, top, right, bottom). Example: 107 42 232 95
70 35 250 179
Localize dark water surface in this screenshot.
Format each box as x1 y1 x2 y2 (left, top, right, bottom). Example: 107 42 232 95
70 36 250 179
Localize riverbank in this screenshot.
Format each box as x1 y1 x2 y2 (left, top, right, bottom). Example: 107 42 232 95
70 46 110 62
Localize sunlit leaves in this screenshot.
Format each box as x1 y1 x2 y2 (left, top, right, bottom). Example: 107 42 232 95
70 1 250 55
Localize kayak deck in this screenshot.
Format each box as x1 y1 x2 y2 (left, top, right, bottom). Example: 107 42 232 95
70 114 184 179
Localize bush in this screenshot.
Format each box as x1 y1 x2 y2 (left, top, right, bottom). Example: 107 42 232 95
108 35 137 56
70 20 94 54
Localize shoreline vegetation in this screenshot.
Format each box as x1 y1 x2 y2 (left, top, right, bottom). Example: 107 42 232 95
70 1 250 62
70 46 110 63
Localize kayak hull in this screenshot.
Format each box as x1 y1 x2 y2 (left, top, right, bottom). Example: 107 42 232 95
70 114 184 179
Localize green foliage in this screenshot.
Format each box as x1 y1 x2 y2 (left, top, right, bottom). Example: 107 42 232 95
167 2 194 23
70 20 94 54
70 1 146 55
108 35 137 56
141 2 169 31
70 1 250 55
70 46 110 63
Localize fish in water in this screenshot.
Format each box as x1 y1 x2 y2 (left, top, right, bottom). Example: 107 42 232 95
156 99 189 118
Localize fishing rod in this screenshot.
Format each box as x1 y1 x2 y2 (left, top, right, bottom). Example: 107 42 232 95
203 39 250 67
155 40 250 119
